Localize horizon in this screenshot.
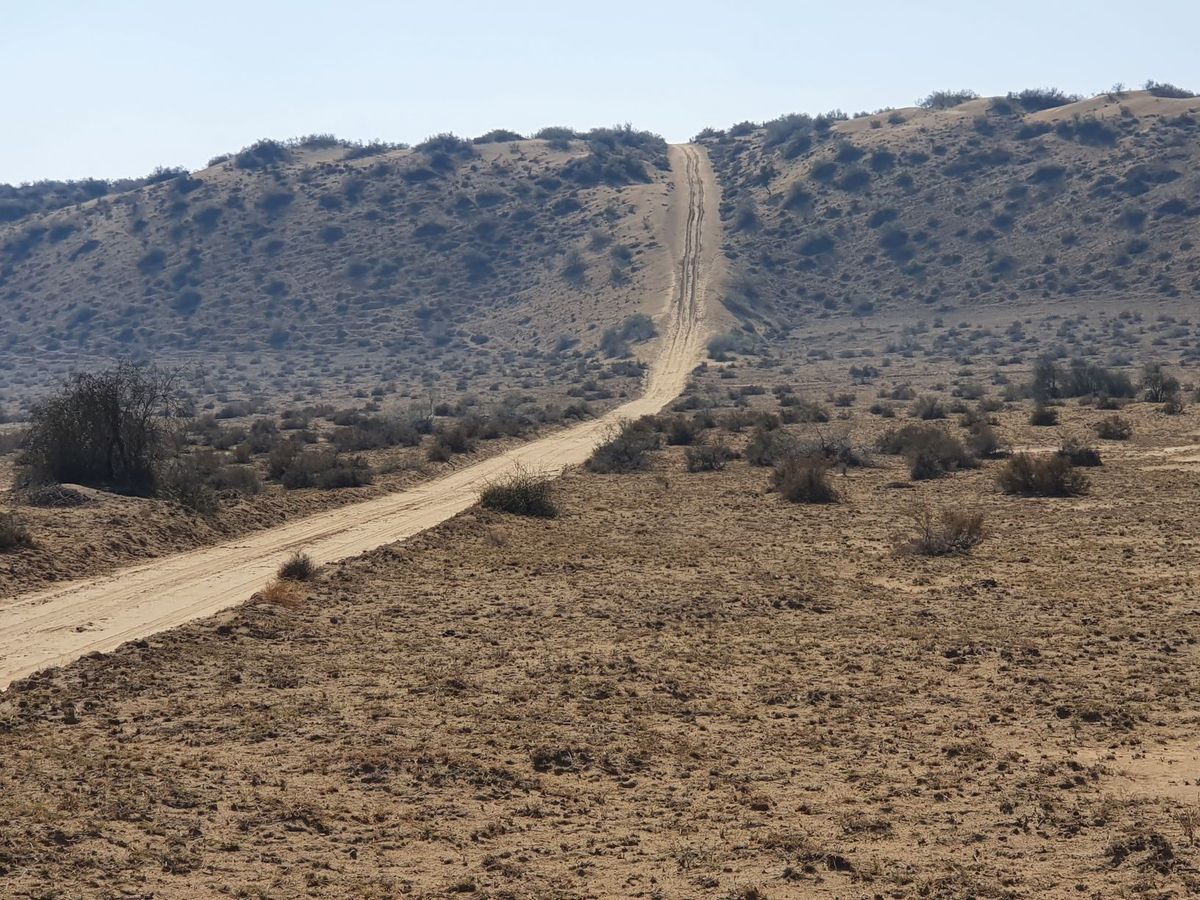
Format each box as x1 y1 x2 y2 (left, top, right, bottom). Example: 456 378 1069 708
3 0 1199 185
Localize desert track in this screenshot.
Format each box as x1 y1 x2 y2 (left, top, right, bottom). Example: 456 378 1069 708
0 145 720 690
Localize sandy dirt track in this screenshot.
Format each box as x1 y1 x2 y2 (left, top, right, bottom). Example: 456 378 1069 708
0 144 721 690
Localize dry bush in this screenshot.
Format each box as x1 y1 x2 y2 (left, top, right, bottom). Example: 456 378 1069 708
586 420 659 473
909 395 947 420
897 506 985 556
997 453 1089 497
1029 404 1059 426
685 442 734 472
0 512 34 551
1095 415 1132 440
771 456 839 504
479 469 558 518
278 551 317 582
745 425 794 466
1058 440 1102 467
21 362 185 494
877 424 975 480
252 579 304 609
23 484 89 508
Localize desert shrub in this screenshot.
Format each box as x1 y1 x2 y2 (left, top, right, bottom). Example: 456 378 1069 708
783 399 830 424
155 457 218 513
997 453 1088 496
586 420 659 473
898 506 985 556
0 512 34 551
275 447 371 489
1095 415 1133 440
427 423 476 461
910 395 947 420
234 139 290 169
1140 362 1180 402
1145 80 1196 99
245 418 280 453
665 415 700 446
333 415 423 451
21 362 184 494
918 90 979 110
745 426 794 466
1058 440 1102 467
685 442 734 472
1029 404 1059 426
599 313 658 357
1007 87 1079 112
1162 394 1186 416
771 456 838 504
209 464 263 495
278 551 317 582
707 330 759 361
0 428 26 455
878 424 975 480
868 402 896 418
473 128 525 143
479 469 558 518
965 422 1002 458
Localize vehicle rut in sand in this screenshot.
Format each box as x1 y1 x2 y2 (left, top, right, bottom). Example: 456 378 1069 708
0 144 722 690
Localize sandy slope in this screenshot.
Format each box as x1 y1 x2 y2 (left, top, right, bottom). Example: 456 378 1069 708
0 145 720 690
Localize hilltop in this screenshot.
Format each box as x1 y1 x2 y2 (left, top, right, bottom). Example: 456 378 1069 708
699 88 1200 352
0 128 675 411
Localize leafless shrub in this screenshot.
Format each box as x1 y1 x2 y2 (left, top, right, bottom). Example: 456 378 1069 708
997 453 1088 497
771 456 839 504
685 442 734 472
1095 415 1132 440
278 551 317 582
479 469 558 517
897 505 985 556
0 512 34 551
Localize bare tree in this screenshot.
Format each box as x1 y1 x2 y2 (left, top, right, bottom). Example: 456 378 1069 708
21 362 185 493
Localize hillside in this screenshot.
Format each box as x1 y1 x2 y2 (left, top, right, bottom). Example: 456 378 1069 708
700 90 1200 348
0 129 675 411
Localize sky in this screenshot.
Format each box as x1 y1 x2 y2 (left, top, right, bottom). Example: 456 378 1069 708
3 0 1198 184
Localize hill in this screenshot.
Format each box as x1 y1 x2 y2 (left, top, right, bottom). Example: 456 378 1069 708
699 89 1200 350
0 128 675 412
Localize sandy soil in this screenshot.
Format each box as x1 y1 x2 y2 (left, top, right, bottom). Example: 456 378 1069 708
1 399 1197 897
0 145 722 691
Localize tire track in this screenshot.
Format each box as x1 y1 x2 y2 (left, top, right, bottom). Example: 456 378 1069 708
0 145 721 690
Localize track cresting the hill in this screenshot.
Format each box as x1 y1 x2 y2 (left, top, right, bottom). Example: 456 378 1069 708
0 144 721 690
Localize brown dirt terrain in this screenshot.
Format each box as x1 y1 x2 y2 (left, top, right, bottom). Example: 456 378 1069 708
1 395 1198 898
0 143 721 688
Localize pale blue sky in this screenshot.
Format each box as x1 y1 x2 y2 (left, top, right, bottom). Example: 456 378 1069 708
3 0 1196 184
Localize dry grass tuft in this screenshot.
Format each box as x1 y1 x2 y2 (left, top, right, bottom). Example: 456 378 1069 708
251 578 304 609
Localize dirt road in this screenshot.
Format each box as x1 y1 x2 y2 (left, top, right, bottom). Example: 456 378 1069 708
0 145 721 690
